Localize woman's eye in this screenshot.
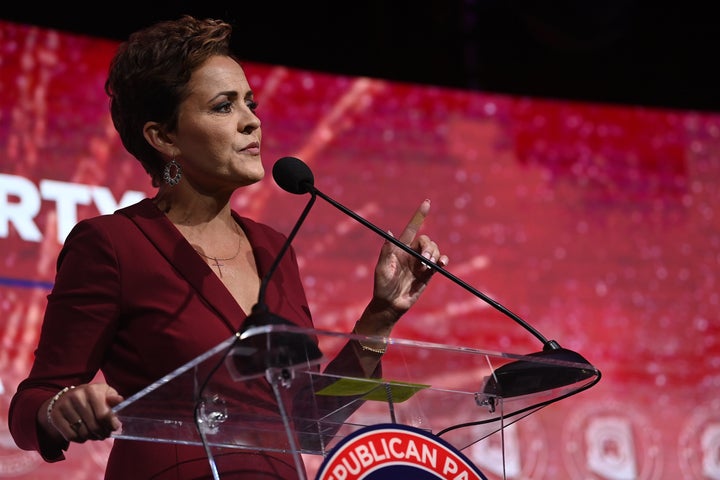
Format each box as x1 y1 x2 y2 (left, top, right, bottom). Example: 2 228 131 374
213 101 233 113
247 100 258 112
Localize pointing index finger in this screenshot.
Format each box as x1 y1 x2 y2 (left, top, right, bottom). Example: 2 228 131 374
397 199 431 245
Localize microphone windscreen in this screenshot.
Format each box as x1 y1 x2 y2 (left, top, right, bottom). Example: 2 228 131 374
272 156 314 194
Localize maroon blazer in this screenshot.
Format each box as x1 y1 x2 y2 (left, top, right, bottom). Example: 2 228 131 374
8 198 327 479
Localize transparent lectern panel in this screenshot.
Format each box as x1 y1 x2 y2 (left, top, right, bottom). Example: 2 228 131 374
111 324 600 472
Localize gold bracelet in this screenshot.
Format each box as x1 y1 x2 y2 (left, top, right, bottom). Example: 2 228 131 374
46 386 75 427
358 342 387 354
353 327 388 354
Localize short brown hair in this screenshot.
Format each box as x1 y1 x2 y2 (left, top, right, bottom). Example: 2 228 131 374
105 15 233 186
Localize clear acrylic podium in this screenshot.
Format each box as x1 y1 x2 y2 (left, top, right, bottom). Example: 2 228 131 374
111 324 600 479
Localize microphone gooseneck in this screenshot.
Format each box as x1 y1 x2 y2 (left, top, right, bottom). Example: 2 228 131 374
232 167 322 374
271 156 600 399
272 156 550 346
252 178 316 316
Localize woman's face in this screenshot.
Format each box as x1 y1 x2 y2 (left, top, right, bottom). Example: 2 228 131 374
169 55 263 192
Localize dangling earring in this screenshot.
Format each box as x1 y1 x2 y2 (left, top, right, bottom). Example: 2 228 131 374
163 158 182 186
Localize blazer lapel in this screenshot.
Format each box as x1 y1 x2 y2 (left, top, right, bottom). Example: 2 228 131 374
117 198 247 333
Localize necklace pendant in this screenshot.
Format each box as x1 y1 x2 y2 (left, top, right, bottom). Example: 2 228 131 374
192 229 242 278
211 257 224 276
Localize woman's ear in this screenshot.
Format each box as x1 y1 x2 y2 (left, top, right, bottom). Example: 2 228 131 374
143 121 176 158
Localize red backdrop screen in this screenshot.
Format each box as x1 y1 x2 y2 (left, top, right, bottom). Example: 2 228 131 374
1 21 719 479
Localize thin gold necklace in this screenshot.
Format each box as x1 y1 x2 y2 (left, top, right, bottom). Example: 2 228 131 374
194 234 242 277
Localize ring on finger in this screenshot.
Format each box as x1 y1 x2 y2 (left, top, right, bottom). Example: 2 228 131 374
70 419 83 432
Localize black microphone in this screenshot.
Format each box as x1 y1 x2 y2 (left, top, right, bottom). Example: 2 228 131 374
272 156 599 399
273 156 314 194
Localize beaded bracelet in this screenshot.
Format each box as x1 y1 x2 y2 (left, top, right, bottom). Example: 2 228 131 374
46 386 75 427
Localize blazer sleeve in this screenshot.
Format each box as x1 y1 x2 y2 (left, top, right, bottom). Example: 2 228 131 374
8 218 122 461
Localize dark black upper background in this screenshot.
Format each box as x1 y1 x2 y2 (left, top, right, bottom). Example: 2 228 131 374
2 1 718 112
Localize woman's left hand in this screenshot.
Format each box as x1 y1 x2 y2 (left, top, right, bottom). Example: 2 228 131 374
371 198 448 319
